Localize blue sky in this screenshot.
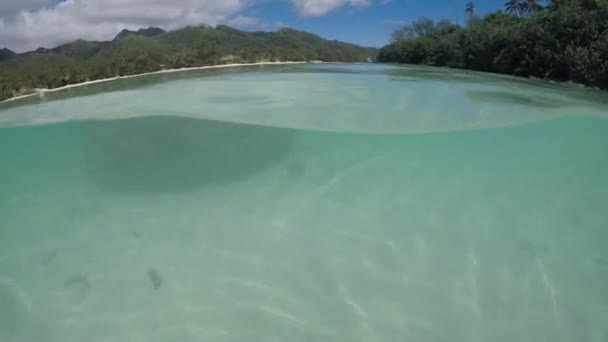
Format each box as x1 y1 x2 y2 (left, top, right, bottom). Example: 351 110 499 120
1 0 508 52
238 0 507 47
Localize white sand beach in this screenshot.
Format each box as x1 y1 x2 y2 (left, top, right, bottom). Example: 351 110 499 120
0 61 307 104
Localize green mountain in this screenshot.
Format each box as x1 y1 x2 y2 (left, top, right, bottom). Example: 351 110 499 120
113 27 167 41
0 48 15 61
0 25 377 101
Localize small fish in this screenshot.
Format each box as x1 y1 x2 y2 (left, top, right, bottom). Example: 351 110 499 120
64 274 90 289
42 250 59 265
63 274 91 305
147 268 162 290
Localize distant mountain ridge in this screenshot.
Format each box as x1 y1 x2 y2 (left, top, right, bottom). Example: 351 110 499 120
0 25 377 101
0 48 16 61
113 27 167 41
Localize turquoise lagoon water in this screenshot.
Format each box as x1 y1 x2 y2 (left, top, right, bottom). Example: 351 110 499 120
1 64 607 341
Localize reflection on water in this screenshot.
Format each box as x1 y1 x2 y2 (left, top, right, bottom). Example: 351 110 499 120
2 63 608 134
386 65 608 105
81 116 293 194
465 90 569 109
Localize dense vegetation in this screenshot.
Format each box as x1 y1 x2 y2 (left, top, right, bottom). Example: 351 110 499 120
379 0 608 90
0 25 377 101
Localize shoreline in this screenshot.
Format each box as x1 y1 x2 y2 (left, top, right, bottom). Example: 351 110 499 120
1 61 308 104
388 62 605 93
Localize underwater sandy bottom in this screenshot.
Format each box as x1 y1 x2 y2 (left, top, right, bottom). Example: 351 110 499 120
1 114 607 342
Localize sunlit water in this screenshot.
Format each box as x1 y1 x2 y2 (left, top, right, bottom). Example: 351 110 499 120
1 64 607 342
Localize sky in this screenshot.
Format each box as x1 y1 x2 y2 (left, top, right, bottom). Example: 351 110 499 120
0 0 507 53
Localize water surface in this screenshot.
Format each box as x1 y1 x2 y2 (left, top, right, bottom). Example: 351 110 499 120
1 64 608 342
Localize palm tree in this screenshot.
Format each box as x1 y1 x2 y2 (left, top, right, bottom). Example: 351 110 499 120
465 1 477 18
505 0 525 15
523 0 544 13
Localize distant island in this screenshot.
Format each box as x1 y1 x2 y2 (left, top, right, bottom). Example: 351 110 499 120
378 0 608 91
0 25 377 102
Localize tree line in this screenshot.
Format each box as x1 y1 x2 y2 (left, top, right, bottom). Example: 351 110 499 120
0 25 377 102
379 0 608 90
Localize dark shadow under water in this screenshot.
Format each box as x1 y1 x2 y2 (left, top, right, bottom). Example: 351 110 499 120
81 115 294 194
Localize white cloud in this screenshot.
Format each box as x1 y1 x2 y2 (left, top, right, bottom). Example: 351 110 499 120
289 0 370 17
0 0 52 17
227 15 270 29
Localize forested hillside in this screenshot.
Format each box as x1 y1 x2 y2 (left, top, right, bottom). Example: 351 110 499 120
0 25 377 101
378 0 608 90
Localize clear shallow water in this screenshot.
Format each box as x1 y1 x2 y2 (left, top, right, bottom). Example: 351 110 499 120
1 64 608 341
